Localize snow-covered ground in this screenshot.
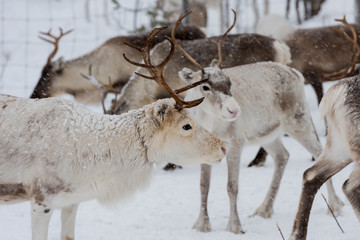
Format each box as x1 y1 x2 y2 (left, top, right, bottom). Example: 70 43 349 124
1 0 360 239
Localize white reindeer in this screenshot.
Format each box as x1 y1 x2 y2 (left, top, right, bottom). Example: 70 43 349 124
0 27 226 240
290 75 360 240
168 11 343 234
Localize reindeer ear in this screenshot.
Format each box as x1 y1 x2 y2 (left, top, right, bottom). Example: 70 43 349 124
179 68 195 83
153 101 172 122
210 59 219 67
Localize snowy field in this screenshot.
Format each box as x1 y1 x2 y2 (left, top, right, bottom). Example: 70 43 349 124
1 0 360 239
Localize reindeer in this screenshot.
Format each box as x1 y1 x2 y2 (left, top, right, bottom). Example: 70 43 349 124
0 27 226 240
30 24 205 104
161 11 342 234
249 17 360 168
289 75 360 240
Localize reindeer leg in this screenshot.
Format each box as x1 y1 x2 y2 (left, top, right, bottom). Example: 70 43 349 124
61 204 79 240
193 164 212 232
252 137 289 218
342 161 360 220
304 71 323 104
247 147 267 167
31 199 53 240
285 113 344 214
225 140 244 234
289 153 351 240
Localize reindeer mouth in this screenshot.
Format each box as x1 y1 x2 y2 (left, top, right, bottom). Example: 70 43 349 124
223 115 238 121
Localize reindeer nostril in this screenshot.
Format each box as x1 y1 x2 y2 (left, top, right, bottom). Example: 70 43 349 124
227 107 238 116
221 146 227 155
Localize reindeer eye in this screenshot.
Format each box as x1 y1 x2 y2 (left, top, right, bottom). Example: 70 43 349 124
202 86 210 91
182 124 192 130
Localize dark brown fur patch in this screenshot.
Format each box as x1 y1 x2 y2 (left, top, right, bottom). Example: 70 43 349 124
0 184 29 202
209 77 232 96
344 76 360 121
30 64 53 99
174 34 276 69
32 178 72 205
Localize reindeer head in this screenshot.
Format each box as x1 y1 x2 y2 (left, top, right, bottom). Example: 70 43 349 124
175 10 240 122
145 98 226 165
179 61 240 122
31 28 72 99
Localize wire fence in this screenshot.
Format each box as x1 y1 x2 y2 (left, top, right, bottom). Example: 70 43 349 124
0 0 155 97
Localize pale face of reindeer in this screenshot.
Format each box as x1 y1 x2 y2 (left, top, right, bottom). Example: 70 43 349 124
178 60 241 122
147 99 226 165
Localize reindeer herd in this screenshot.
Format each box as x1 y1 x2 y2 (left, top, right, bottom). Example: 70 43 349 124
1 8 360 240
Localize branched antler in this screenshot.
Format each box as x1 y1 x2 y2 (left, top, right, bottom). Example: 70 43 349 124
322 16 360 81
123 26 206 110
170 11 205 73
81 65 119 114
39 27 73 66
210 9 237 69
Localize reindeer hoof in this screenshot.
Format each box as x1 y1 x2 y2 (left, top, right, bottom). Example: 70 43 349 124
248 147 267 167
163 163 182 171
193 217 211 232
247 157 266 167
226 220 245 234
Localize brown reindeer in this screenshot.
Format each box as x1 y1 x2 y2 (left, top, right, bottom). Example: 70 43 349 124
30 24 205 103
286 18 360 104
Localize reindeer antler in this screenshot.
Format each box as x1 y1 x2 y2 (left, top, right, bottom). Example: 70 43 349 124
81 65 119 114
210 9 237 69
322 16 360 81
123 26 205 109
170 11 205 73
39 27 73 65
